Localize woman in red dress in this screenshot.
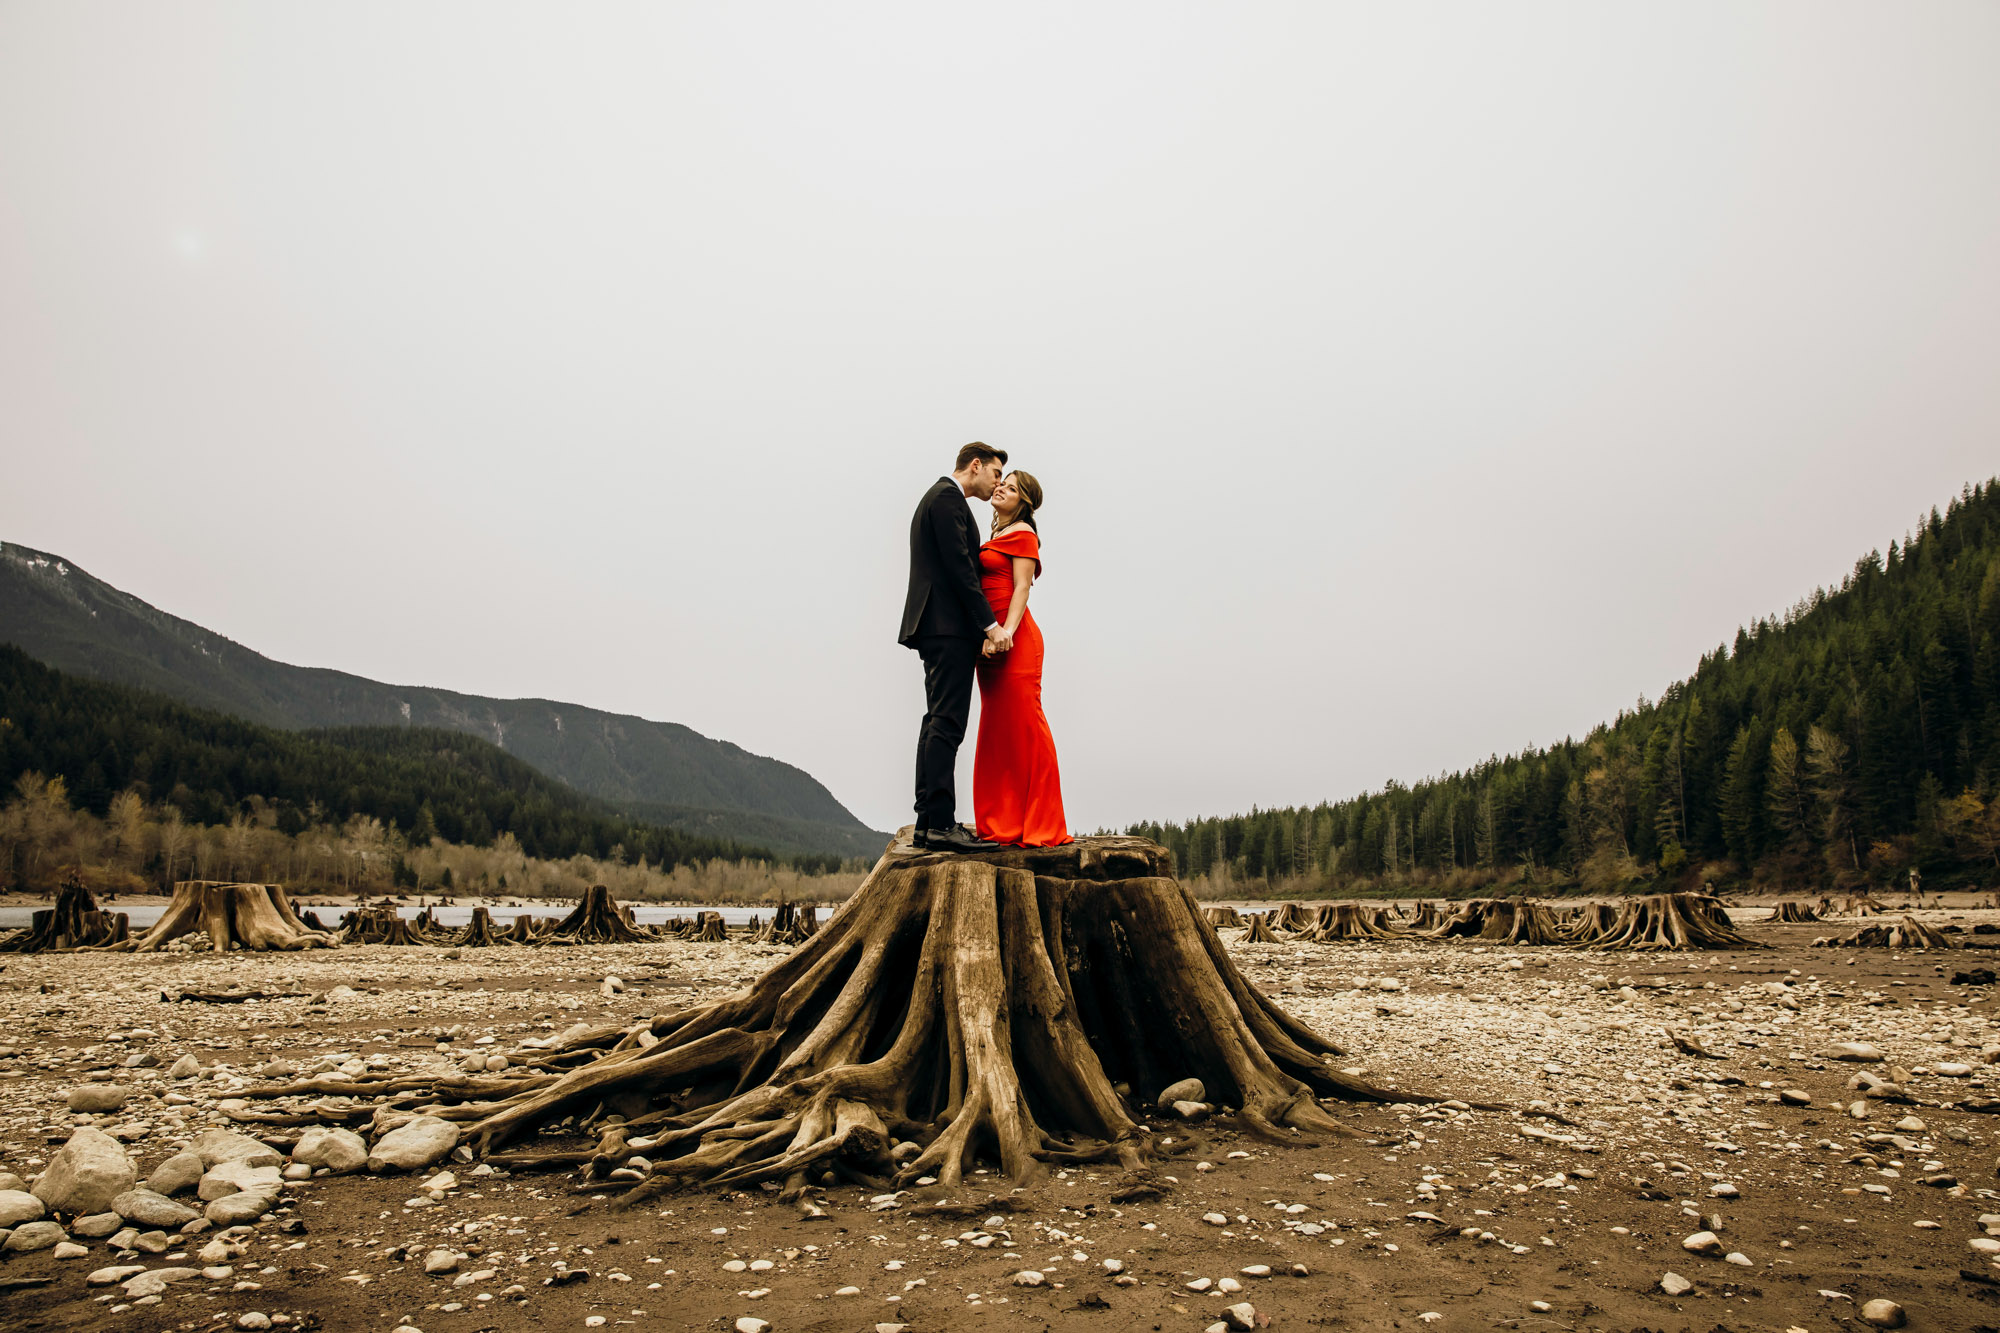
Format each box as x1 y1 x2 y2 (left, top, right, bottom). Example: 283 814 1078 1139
973 471 1071 847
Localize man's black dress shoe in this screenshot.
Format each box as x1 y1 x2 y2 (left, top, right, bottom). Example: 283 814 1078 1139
918 826 1004 854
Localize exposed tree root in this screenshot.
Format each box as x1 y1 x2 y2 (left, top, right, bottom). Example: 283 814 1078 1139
752 902 819 946
0 872 128 952
112 881 338 952
505 914 547 944
1815 915 1955 950
1408 901 1444 932
254 835 1423 1196
1569 893 1762 951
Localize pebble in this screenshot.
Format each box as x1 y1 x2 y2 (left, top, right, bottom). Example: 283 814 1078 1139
1012 1270 1045 1287
1859 1298 1907 1327
425 1248 460 1274
66 1083 131 1113
237 1314 272 1330
52 1240 89 1259
734 1320 770 1333
1827 1041 1887 1062
1779 1089 1812 1106
1157 1077 1205 1106
1660 1272 1693 1295
1681 1231 1723 1256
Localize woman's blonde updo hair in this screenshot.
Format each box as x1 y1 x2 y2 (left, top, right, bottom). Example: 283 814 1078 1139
992 470 1044 538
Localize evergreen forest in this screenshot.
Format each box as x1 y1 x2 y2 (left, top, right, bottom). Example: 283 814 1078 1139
0 644 838 884
1131 479 2000 898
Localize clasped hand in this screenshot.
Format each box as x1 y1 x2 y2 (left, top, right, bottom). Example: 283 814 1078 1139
983 624 1014 658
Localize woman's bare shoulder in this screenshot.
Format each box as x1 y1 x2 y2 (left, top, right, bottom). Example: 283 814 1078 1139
991 523 1037 541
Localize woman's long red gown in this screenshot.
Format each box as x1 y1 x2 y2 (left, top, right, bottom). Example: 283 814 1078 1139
973 529 1071 847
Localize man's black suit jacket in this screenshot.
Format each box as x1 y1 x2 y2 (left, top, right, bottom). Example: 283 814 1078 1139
900 477 997 646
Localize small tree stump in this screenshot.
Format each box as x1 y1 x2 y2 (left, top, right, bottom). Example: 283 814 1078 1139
0 872 128 952
1815 915 1954 950
1272 903 1315 932
1770 900 1820 924
342 905 434 946
693 911 728 943
1302 902 1405 942
113 881 337 952
1423 898 1565 945
455 907 514 947
1204 906 1247 928
429 833 1407 1195
547 885 653 944
1240 913 1283 944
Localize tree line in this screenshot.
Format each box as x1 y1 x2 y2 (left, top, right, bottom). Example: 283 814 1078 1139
0 644 860 886
1132 478 2000 898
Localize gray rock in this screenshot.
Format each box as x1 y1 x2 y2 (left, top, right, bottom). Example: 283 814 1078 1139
238 1314 272 1331
1172 1099 1212 1121
107 1226 139 1250
204 1192 277 1227
66 1083 131 1114
72 1212 123 1237
114 1189 202 1228
122 1267 199 1298
1224 1303 1259 1331
0 1172 28 1193
1660 1271 1693 1295
52 1240 89 1259
32 1127 137 1217
132 1230 171 1253
88 1263 147 1285
1157 1077 1205 1107
188 1129 282 1170
368 1116 459 1173
3 1220 69 1253
291 1127 368 1174
1682 1230 1724 1256
148 1151 205 1197
0 1189 44 1227
1826 1041 1887 1062
198 1161 282 1202
1859 1298 1906 1328
168 1054 201 1079
424 1248 459 1275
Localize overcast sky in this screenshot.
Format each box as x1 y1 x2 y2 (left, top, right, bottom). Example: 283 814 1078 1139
4 4 1998 837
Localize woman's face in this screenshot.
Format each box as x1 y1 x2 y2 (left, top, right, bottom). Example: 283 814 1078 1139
993 475 1019 515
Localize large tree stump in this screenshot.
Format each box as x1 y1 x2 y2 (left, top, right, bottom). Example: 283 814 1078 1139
114 881 338 952
752 901 817 946
1815 915 1955 950
1770 900 1820 924
395 834 1404 1195
1559 902 1619 942
0 872 129 952
1203 906 1247 928
1570 893 1761 950
547 886 654 945
693 911 728 943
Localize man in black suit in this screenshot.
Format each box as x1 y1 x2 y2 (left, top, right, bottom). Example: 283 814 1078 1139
901 442 1015 852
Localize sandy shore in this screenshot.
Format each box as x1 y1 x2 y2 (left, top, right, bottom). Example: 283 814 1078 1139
3 908 1999 1331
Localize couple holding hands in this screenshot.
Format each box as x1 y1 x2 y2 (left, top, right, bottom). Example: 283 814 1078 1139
898 442 1070 853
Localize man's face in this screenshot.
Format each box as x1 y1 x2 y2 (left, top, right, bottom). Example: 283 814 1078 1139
969 458 1003 500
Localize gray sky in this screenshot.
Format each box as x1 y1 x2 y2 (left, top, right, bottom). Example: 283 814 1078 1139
4 4 1998 836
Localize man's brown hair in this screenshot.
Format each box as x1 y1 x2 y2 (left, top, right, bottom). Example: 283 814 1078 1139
955 441 1009 472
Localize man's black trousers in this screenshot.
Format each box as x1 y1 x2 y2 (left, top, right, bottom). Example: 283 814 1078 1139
913 635 978 832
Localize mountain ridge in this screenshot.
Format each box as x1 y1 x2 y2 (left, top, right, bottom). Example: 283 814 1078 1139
0 542 886 859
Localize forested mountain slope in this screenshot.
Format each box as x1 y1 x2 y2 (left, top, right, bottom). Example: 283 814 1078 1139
0 645 787 870
0 543 884 858
1133 478 2000 894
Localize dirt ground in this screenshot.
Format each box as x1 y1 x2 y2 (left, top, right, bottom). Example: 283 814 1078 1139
5 902 2000 1333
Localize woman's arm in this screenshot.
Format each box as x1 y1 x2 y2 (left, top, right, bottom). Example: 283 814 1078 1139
1002 556 1035 636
